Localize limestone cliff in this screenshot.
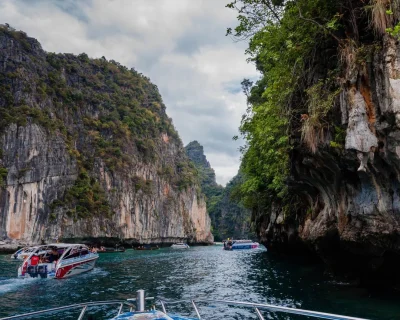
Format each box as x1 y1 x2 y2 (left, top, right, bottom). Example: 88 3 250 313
257 28 400 286
230 0 400 287
0 25 213 247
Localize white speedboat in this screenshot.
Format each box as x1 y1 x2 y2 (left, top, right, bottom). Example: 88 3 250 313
17 243 99 279
170 243 189 249
223 239 260 250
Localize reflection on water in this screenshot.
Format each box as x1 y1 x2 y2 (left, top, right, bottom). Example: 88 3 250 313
0 246 399 319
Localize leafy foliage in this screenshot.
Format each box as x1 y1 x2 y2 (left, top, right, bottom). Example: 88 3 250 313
211 173 256 241
63 170 111 218
227 0 341 212
229 0 400 224
0 167 7 187
175 160 199 191
301 79 340 153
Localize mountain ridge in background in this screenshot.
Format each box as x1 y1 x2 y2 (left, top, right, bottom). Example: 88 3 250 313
185 140 254 241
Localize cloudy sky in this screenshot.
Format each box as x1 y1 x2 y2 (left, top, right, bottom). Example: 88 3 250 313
0 0 259 185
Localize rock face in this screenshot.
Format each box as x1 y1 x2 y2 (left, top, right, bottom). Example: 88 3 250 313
0 26 213 246
258 35 400 286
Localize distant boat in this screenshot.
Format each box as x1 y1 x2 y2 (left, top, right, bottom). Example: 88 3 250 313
171 243 189 249
223 240 259 250
134 245 160 251
97 246 125 253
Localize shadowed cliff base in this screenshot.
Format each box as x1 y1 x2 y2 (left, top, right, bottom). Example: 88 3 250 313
61 237 213 247
263 232 400 290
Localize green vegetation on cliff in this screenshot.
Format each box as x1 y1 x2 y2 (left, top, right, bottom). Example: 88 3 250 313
229 0 400 236
228 1 400 285
228 0 341 214
0 167 7 188
211 173 255 241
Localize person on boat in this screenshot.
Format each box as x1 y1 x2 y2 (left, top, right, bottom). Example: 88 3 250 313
226 239 233 250
30 254 40 266
46 247 60 263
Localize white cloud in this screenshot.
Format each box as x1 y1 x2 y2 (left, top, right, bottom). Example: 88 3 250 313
0 0 259 185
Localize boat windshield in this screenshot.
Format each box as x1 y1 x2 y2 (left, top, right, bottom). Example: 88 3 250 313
21 244 91 263
59 245 91 260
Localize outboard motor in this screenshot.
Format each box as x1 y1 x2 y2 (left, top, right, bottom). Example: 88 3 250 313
37 265 48 278
27 266 38 278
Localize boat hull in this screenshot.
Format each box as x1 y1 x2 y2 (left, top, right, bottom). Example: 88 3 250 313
18 255 99 279
223 242 260 250
230 244 259 250
55 257 98 279
18 263 57 279
97 247 125 253
170 243 190 249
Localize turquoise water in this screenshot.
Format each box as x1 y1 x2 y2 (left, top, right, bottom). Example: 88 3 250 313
0 246 399 319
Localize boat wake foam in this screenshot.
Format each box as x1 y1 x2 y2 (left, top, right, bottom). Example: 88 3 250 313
79 267 109 278
0 277 39 295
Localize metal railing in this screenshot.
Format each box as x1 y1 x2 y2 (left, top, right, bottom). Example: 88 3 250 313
0 289 370 320
158 298 370 320
0 300 136 320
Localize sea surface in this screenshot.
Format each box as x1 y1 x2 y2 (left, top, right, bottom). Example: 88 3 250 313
0 245 399 319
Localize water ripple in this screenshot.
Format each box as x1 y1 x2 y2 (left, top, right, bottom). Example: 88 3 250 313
0 246 399 319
